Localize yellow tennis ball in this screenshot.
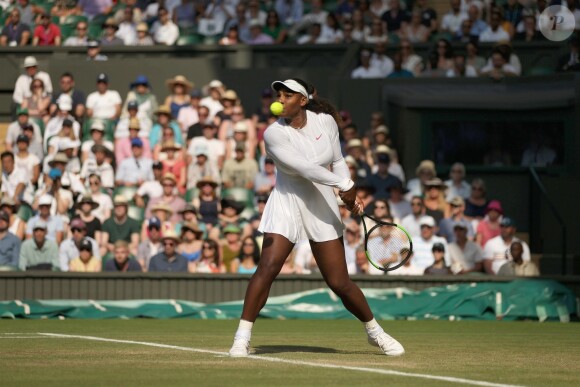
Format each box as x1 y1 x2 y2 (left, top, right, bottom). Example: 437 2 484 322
270 101 284 116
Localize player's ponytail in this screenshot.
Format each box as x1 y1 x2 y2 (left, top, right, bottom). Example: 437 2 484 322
290 78 342 127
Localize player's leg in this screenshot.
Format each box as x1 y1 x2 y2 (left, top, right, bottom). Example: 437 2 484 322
310 238 404 356
229 233 295 357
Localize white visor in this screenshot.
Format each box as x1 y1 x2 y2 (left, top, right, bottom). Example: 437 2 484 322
271 79 308 99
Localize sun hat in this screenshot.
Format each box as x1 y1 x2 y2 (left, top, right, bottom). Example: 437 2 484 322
166 75 193 91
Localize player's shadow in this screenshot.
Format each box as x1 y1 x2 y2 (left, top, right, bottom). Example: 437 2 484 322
253 345 343 355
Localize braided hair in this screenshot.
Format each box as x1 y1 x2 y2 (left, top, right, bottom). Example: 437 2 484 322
290 78 342 127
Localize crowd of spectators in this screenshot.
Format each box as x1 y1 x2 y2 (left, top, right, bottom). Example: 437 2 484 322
0 53 540 277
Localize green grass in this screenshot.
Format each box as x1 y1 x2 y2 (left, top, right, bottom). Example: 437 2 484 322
1 320 579 386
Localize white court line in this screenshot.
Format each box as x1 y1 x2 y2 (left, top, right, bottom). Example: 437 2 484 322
38 333 524 387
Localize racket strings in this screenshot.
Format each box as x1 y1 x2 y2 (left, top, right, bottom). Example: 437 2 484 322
366 226 412 269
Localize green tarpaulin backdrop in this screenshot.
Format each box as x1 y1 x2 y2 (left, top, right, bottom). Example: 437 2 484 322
0 280 576 322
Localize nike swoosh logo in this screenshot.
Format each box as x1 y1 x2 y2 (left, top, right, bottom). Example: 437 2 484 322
315 134 322 140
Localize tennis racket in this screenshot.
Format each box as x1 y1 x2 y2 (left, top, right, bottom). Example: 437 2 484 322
360 213 413 272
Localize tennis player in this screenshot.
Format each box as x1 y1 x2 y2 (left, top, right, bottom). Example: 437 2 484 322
228 78 404 357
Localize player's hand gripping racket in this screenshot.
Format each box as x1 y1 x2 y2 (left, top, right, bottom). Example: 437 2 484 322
360 213 413 272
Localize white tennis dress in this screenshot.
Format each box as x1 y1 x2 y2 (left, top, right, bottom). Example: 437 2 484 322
258 110 353 243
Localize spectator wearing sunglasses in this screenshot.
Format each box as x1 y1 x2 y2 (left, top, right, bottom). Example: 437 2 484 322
148 230 188 272
58 218 100 272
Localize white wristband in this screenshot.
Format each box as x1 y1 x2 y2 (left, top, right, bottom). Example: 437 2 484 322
338 178 354 192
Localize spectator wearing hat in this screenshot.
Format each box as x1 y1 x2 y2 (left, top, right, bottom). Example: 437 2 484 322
136 216 163 271
158 141 186 193
0 8 31 47
117 100 149 139
84 174 113 223
193 176 220 227
116 137 154 187
220 223 243 272
86 73 122 121
1 151 28 206
59 218 100 272
188 120 225 169
219 196 248 231
368 151 402 201
0 210 21 269
369 126 393 155
178 221 204 270
483 217 530 275
135 161 164 207
254 158 277 196
104 240 142 272
121 75 158 129
35 167 68 216
102 196 141 256
163 75 194 118
19 220 59 271
150 6 179 45
32 10 61 46
150 105 184 149
26 194 64 243
145 173 186 224
476 200 503 248
423 243 453 275
177 89 203 135
1 198 25 240
100 17 124 46
148 230 188 272
200 80 225 121
224 120 256 161
218 104 256 145
80 121 114 161
68 238 100 272
222 142 259 189
142 203 174 239
217 89 239 123
438 197 474 243
422 178 447 225
12 56 53 106
14 133 40 188
72 194 103 241
86 39 108 61
412 216 450 271
115 6 138 45
115 118 152 165
134 22 154 45
64 20 89 46
186 145 221 191
345 138 372 179
387 181 411 221
49 73 86 121
496 241 539 277
5 107 42 152
44 96 80 151
444 162 471 202
448 221 484 274
405 159 436 201
354 178 377 211
351 49 383 79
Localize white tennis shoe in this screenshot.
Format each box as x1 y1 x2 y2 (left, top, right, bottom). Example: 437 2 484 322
368 331 405 356
229 335 251 357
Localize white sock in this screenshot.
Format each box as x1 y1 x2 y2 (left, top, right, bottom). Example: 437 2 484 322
234 319 253 340
363 318 383 337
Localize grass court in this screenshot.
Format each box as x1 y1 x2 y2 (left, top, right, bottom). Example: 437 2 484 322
1 319 579 386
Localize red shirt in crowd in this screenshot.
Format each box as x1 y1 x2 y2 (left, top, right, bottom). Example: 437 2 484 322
34 24 61 46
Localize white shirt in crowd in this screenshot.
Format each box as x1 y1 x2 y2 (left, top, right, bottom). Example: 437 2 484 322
90 192 114 223
80 161 115 189
483 236 530 274
151 21 179 45
401 214 423 238
14 153 40 182
188 137 225 166
86 90 122 120
13 71 53 104
440 11 468 34
444 179 471 201
479 27 510 43
448 240 484 274
199 97 224 120
371 54 394 77
6 120 43 146
136 180 163 202
412 236 450 270
351 66 384 79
